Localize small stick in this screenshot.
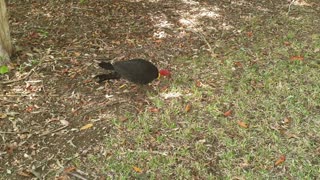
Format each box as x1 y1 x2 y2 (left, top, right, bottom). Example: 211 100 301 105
287 0 296 15
39 125 69 137
0 66 37 85
0 130 29 134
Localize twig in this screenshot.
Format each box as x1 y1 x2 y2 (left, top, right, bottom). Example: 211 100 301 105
0 65 37 85
0 94 32 97
77 100 127 120
67 172 88 180
186 28 214 54
0 130 29 134
126 149 168 156
71 6 94 11
39 125 69 137
287 0 296 15
35 154 55 179
176 18 215 56
0 98 19 103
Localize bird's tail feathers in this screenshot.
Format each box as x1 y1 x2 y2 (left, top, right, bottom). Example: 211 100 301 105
98 62 114 70
95 72 121 83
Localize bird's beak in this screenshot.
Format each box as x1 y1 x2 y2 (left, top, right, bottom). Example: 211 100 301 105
158 73 161 79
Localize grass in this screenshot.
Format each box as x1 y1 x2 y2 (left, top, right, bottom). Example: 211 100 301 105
72 8 320 180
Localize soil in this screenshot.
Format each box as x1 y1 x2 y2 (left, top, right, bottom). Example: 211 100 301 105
1 0 318 179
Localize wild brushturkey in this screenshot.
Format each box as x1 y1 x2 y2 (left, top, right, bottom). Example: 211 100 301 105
96 58 170 84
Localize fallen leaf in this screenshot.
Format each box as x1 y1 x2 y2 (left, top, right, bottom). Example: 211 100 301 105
70 58 80 65
283 117 291 124
234 61 243 68
283 41 291 46
237 120 249 128
274 155 286 166
285 132 298 139
6 143 17 154
0 112 7 119
17 170 33 177
25 106 34 112
111 40 121 45
119 84 127 89
0 65 9 74
185 104 192 112
83 79 92 84
61 68 69 74
133 166 143 173
64 167 76 173
60 119 70 126
224 110 232 117
149 107 160 113
160 92 182 99
55 175 69 180
290 56 304 61
196 80 203 87
160 85 169 92
154 39 162 43
105 94 114 99
247 31 253 37
119 116 128 122
74 52 81 57
29 32 39 39
80 123 93 130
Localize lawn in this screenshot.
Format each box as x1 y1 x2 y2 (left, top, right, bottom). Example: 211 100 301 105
1 0 319 179
74 10 320 179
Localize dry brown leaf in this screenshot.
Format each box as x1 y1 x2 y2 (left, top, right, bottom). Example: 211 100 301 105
149 107 160 113
119 116 128 122
196 80 203 87
61 68 69 74
0 112 7 119
154 39 162 43
70 58 80 65
133 166 143 173
247 31 253 37
283 117 291 124
224 110 232 117
83 79 92 84
74 52 81 57
25 106 34 112
17 170 33 177
160 85 169 92
80 123 93 130
55 175 69 180
60 119 70 126
290 56 304 61
29 32 39 39
111 40 121 45
234 61 243 68
6 143 17 154
185 104 192 112
285 132 298 139
64 166 76 173
274 155 286 166
237 120 249 128
284 41 291 46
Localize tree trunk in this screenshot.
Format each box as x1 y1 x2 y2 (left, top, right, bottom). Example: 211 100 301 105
0 0 12 65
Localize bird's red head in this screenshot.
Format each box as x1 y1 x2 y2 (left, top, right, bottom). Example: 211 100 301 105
159 69 171 77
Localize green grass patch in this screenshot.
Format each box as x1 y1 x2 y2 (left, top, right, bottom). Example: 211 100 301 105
74 8 320 179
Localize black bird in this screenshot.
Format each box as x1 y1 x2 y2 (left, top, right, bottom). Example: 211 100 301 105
96 59 170 84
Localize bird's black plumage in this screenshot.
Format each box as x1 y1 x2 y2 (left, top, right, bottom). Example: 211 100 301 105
96 59 159 84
